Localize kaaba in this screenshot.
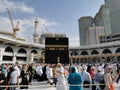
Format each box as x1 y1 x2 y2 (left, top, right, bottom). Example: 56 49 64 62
45 37 69 64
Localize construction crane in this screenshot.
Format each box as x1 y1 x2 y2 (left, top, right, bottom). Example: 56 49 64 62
7 8 19 38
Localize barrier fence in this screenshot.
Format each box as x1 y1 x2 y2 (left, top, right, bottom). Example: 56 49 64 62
0 83 119 87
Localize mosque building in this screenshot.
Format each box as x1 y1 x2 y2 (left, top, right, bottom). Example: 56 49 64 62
1 0 120 64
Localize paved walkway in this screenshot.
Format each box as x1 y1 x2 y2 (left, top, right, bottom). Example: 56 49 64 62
16 81 56 90
16 81 119 90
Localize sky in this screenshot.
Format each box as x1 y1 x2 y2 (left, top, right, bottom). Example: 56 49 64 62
0 0 104 47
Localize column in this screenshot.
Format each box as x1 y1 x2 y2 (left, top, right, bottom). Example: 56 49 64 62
29 53 34 63
13 54 16 64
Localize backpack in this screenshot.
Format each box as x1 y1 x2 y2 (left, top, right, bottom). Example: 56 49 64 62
99 78 105 90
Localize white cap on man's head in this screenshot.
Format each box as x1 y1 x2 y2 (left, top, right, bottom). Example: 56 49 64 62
14 66 18 70
82 65 87 70
97 67 102 71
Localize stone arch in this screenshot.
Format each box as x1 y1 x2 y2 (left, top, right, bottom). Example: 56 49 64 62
80 51 88 55
41 50 45 55
39 50 45 63
16 48 27 61
3 46 14 61
91 50 99 63
70 50 79 56
4 46 14 52
31 50 38 54
115 48 120 63
31 50 39 63
102 49 112 54
102 49 112 63
18 48 27 53
116 48 120 53
91 50 99 55
70 50 79 64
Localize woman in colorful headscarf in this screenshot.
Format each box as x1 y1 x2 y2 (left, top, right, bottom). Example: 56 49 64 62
68 66 82 90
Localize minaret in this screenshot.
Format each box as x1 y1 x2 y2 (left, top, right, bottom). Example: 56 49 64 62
33 17 39 43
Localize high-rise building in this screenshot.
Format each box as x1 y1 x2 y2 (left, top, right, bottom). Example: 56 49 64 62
105 0 120 34
94 5 112 36
86 26 104 45
78 1 120 46
78 16 94 46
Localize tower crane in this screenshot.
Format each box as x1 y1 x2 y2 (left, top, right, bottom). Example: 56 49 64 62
7 8 19 38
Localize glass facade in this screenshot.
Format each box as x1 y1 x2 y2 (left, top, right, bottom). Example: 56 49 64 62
105 0 120 34
78 16 94 46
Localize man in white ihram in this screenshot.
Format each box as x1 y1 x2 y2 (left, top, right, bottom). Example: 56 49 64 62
56 63 67 90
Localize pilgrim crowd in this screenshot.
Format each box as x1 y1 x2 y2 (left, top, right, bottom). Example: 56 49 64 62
0 62 119 90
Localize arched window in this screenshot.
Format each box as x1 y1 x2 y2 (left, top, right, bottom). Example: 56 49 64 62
18 48 27 53
16 48 27 61
3 46 14 61
5 46 13 52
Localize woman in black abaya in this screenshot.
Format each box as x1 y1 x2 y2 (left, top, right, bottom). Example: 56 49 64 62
20 65 29 89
